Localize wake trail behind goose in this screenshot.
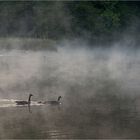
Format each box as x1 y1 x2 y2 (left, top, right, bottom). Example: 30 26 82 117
0 99 43 108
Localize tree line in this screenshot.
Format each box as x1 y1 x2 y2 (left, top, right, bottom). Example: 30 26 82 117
0 1 140 44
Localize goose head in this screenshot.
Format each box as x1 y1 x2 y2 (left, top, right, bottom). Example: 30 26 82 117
29 94 33 97
28 94 33 103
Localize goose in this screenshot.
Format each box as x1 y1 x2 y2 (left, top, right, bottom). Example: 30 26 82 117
38 96 62 105
47 96 62 105
15 94 33 105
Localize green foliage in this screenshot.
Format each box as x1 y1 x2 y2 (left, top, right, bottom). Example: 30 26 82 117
0 1 139 42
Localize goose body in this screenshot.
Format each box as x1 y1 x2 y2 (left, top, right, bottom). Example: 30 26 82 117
47 100 61 105
38 96 62 105
15 94 33 105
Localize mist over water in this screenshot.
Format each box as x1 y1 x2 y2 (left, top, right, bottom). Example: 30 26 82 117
0 41 140 138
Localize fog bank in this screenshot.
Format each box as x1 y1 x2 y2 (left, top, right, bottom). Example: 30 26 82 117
0 41 139 104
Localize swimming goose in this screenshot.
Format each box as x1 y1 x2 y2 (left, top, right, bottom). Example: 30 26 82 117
38 96 62 105
15 94 33 105
47 96 62 105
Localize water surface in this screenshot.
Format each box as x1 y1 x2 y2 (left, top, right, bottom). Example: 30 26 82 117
0 48 140 139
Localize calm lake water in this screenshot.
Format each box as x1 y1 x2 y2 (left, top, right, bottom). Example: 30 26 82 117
0 97 140 139
0 48 140 139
